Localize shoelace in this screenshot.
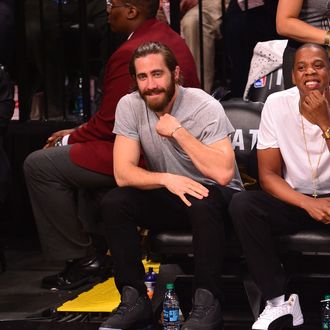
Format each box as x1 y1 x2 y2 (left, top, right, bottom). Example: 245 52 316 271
188 304 209 319
111 302 130 316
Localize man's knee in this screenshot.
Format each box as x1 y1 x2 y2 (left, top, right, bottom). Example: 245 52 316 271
100 187 139 218
229 191 260 226
187 194 226 227
23 149 46 179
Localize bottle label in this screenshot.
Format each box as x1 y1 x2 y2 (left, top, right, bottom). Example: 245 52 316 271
164 308 179 323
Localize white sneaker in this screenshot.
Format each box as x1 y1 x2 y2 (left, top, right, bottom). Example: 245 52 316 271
252 294 304 330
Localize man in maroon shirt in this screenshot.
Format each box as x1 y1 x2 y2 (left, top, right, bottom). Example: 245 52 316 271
24 0 199 290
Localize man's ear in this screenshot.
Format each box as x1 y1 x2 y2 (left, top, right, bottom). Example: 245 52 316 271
127 5 138 19
174 66 180 82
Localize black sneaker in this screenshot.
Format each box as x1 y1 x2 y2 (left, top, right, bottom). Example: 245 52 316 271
41 254 113 290
99 286 154 330
181 288 223 330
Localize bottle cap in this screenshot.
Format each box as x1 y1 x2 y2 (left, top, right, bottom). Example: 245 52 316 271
321 295 330 302
166 282 174 290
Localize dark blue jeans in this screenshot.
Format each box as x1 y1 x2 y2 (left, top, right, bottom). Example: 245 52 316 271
100 185 237 298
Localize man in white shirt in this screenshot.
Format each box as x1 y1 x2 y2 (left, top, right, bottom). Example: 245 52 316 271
229 43 330 330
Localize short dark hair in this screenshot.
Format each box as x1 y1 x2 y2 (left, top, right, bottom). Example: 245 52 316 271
293 43 330 67
130 0 159 19
129 41 179 78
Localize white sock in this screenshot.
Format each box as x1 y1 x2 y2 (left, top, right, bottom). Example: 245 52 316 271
269 295 285 306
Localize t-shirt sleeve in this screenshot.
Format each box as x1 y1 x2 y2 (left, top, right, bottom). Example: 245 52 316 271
113 96 140 141
195 99 234 145
257 98 278 149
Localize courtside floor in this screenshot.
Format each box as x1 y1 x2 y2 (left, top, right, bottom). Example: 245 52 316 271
0 246 324 329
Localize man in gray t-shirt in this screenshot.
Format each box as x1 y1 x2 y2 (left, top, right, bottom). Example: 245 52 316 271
99 41 243 330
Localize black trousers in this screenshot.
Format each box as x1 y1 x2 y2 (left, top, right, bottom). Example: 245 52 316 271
229 191 327 300
100 185 237 298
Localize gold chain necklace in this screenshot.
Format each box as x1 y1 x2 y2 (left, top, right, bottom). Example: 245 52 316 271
300 114 325 198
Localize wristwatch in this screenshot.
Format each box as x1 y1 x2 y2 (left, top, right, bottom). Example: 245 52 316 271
322 127 330 139
54 137 63 147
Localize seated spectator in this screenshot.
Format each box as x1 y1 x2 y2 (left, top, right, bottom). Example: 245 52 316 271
276 0 330 89
229 43 330 330
98 41 243 330
23 0 199 291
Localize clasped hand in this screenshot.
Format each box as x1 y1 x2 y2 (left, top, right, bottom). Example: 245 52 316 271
43 128 75 149
156 113 182 137
304 197 330 224
301 89 330 129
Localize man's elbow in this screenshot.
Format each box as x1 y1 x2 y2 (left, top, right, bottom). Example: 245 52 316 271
259 176 271 193
113 172 128 187
214 168 234 186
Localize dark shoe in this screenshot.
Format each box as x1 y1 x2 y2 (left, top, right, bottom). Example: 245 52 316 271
41 254 113 290
181 288 223 330
99 286 153 330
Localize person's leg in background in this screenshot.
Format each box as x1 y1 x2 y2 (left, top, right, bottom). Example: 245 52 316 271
23 145 116 289
181 0 222 93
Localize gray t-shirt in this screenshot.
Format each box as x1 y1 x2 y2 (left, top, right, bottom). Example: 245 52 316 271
113 86 243 191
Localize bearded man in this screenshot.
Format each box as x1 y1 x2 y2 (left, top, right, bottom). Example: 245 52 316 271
98 41 243 330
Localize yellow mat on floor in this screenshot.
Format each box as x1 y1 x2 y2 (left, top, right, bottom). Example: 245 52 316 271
57 259 160 313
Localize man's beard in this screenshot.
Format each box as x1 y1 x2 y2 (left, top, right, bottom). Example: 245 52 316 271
139 76 176 113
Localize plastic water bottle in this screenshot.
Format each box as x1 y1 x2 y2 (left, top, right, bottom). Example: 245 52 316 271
73 77 84 119
163 282 180 330
322 295 330 329
145 267 157 299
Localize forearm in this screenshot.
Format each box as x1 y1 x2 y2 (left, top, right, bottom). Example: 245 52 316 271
114 164 166 190
172 128 234 185
277 17 327 44
260 173 311 209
